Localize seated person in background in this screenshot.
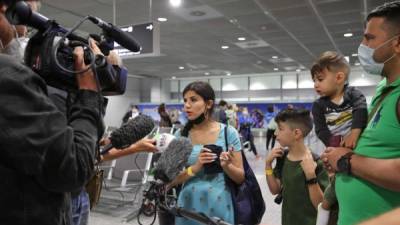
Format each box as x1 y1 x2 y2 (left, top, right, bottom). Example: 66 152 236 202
122 104 140 125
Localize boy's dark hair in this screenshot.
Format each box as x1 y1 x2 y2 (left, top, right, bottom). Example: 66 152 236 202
275 109 313 137
310 51 350 80
367 1 400 35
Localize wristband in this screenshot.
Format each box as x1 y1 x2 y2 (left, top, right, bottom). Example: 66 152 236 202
265 169 273 176
186 166 195 177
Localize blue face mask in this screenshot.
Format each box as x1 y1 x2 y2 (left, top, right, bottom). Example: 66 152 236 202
358 35 399 75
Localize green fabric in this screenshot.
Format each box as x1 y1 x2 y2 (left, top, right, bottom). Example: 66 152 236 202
274 158 329 225
336 77 400 225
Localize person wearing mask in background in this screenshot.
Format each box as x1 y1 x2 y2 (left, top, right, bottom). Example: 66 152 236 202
168 81 244 225
322 2 400 224
0 1 104 224
122 104 140 125
158 103 172 127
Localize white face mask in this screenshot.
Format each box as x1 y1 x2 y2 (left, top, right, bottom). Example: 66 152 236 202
0 37 28 62
0 26 29 62
358 35 399 75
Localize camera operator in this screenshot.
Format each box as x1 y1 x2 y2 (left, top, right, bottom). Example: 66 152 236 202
0 1 105 225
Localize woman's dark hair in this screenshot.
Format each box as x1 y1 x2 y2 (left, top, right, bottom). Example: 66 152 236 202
181 81 215 137
158 103 166 114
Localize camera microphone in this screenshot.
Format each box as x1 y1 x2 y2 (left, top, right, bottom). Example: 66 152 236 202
153 137 193 183
101 114 155 154
88 16 141 53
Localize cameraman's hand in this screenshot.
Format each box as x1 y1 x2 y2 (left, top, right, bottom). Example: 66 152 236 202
99 137 111 146
88 38 103 56
74 46 98 92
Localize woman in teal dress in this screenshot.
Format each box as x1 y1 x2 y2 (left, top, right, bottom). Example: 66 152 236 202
168 81 244 225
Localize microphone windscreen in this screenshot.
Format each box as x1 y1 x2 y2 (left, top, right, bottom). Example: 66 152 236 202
155 133 176 152
110 114 155 149
154 137 192 183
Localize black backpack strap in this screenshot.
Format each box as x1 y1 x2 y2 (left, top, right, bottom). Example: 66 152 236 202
224 124 228 151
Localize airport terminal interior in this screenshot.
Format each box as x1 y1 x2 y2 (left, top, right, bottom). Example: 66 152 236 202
2 0 398 225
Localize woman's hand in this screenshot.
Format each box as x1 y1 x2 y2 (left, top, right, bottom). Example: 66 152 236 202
220 150 234 168
192 148 217 173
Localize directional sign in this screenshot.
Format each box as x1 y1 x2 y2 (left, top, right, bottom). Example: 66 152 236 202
115 22 160 58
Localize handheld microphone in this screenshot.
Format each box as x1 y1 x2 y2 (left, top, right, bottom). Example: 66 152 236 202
153 137 192 183
101 114 155 154
88 16 142 53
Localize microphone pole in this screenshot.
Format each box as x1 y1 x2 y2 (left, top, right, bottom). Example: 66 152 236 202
159 204 232 225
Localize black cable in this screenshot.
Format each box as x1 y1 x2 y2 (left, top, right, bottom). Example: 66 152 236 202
52 16 96 75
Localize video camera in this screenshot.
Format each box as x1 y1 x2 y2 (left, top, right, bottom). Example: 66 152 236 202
2 0 142 95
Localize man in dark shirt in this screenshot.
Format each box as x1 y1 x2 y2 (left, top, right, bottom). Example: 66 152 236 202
0 2 104 225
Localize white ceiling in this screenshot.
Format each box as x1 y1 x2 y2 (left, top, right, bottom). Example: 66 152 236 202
39 0 388 78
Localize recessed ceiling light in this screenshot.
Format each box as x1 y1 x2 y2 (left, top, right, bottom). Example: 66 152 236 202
355 62 361 66
157 17 168 22
179 66 184 70
256 60 262 64
221 45 229 49
204 72 210 76
272 56 278 59
296 69 301 72
352 53 358 57
226 72 231 76
172 76 176 79
344 33 353 37
274 68 279 71
238 37 246 41
169 0 182 7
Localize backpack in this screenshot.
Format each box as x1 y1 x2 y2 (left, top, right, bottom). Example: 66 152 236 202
274 150 321 204
224 125 265 225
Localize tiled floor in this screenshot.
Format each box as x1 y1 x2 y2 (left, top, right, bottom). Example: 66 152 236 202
90 137 282 225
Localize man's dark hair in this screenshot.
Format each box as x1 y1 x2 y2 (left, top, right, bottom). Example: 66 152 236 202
367 1 400 34
310 51 350 80
275 109 313 137
218 100 227 107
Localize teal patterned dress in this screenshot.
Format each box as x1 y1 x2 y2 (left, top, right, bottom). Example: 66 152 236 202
175 123 241 225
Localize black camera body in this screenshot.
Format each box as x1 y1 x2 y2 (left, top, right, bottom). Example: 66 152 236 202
4 1 136 96
24 27 127 95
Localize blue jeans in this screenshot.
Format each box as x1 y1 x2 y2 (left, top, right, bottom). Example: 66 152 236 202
71 191 90 225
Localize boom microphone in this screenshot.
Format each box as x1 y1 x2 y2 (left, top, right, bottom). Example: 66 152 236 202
5 1 85 42
88 16 142 53
101 114 155 154
153 137 192 183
